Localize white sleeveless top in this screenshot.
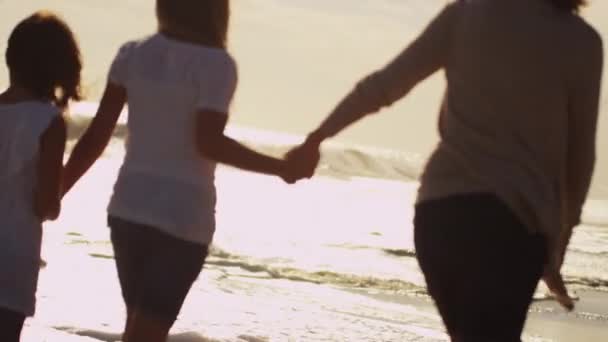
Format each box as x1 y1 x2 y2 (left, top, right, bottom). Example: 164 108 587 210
0 101 58 315
107 34 237 245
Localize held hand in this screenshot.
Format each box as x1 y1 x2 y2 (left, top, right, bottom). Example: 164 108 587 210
282 138 322 183
543 263 574 311
278 160 299 184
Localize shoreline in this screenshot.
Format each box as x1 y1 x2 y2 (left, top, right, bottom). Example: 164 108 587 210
348 288 608 341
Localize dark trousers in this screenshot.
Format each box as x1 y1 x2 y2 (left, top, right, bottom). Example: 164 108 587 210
0 307 25 342
414 194 546 342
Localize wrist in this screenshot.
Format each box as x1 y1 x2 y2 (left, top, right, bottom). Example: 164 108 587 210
275 158 287 176
306 129 326 147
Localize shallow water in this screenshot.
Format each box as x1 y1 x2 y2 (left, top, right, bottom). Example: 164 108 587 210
2 0 607 339
27 133 608 341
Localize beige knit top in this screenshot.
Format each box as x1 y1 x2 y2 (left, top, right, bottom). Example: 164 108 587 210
317 0 604 241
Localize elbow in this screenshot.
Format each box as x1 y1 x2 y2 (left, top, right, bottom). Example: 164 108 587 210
198 136 224 161
34 197 61 222
46 201 61 221
354 73 402 114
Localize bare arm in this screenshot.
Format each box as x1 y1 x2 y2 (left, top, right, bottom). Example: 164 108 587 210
197 110 290 179
35 116 67 221
542 30 603 312
559 33 604 263
62 83 126 195
309 3 458 143
285 4 459 180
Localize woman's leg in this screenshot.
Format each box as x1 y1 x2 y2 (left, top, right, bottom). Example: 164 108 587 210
0 308 26 342
414 194 546 342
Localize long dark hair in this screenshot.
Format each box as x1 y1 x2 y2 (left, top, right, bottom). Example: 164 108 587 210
549 0 587 12
156 0 230 49
6 11 83 109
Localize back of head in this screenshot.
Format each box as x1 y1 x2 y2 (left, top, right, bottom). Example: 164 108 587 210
6 11 82 109
548 0 587 13
156 0 230 49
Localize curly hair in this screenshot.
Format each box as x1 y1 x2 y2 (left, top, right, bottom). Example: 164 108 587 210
6 11 83 109
156 0 230 49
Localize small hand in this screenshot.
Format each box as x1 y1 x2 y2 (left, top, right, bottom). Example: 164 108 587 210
283 136 322 183
278 160 299 184
543 265 574 311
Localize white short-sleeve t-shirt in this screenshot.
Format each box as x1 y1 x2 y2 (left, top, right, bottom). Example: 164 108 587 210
107 34 237 245
0 101 59 316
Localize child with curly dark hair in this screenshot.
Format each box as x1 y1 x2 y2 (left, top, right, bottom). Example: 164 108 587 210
0 11 82 341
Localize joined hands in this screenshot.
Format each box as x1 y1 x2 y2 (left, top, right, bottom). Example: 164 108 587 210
279 132 323 184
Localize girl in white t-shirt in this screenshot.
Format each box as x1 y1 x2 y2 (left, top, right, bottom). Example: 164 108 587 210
0 12 81 341
62 1 295 341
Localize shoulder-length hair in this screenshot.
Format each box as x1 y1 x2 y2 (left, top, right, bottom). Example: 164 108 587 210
6 11 82 108
157 0 230 49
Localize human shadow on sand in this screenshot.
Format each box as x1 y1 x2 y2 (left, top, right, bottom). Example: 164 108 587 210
55 327 268 342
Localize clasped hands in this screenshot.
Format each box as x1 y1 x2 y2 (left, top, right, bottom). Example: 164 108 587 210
279 133 323 184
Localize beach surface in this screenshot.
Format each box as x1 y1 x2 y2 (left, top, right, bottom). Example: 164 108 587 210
0 0 606 340
15 151 608 341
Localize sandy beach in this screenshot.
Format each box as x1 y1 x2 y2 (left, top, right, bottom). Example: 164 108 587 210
0 0 607 340
9 152 605 341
